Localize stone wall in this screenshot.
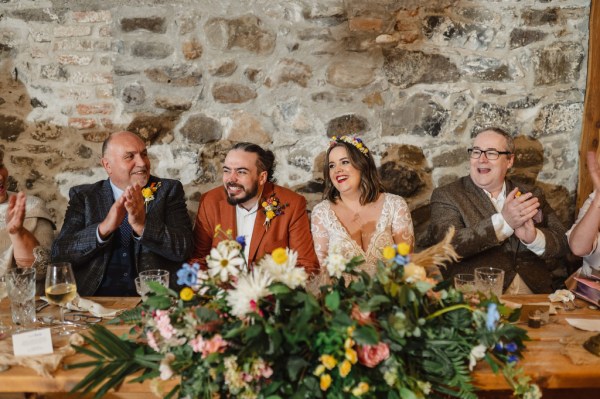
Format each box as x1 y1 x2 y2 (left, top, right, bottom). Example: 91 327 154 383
0 0 591 235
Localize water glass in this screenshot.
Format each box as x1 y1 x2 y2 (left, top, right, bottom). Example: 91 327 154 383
7 268 37 326
454 273 476 294
135 276 150 299
138 269 169 297
475 267 505 298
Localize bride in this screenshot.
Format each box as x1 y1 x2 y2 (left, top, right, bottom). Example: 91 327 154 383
310 136 414 286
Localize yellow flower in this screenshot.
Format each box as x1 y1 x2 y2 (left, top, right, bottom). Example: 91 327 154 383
141 187 153 198
345 348 358 364
320 354 337 370
397 242 411 256
382 246 396 260
344 337 355 349
180 287 194 301
320 374 332 391
347 326 355 336
351 382 369 396
404 263 426 283
262 201 268 207
272 201 278 206
313 364 326 376
271 248 288 265
339 360 352 377
266 210 276 220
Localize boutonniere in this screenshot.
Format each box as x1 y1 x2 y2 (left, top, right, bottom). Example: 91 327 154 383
261 193 288 230
141 182 161 210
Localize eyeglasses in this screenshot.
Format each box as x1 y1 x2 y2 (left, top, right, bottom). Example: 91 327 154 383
467 148 511 160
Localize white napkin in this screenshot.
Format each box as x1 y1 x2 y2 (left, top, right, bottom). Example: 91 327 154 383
41 295 123 318
548 289 575 303
566 318 600 332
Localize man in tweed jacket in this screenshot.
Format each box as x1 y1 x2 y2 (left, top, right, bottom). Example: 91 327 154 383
426 127 567 294
52 131 193 296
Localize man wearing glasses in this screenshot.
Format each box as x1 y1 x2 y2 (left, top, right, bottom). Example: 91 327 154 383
425 127 567 294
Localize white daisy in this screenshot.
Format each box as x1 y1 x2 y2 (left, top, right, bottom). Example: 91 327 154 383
227 268 273 318
257 249 306 289
207 244 245 283
325 252 347 278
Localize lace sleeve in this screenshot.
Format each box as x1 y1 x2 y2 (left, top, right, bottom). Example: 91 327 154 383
310 202 330 267
390 195 415 249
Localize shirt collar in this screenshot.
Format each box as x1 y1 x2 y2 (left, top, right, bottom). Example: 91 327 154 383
237 201 259 215
482 181 507 201
108 179 124 201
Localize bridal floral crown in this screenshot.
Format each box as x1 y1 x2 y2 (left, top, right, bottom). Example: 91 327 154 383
329 135 369 156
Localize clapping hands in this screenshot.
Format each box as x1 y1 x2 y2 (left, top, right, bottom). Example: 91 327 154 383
98 184 146 239
502 187 540 244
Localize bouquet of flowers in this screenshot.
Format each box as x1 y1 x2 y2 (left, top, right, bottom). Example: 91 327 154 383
69 227 540 399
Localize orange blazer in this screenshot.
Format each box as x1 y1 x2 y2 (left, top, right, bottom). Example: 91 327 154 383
190 182 319 275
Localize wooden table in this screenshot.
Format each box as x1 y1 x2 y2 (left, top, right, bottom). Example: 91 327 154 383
472 295 600 398
0 297 154 399
1 296 599 398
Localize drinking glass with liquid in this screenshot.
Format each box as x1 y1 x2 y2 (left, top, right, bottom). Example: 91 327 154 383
7 267 37 327
45 262 77 333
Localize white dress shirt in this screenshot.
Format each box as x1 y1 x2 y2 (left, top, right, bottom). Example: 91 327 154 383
236 202 259 267
483 182 546 294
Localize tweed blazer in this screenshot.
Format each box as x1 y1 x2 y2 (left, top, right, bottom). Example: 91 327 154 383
51 176 193 295
190 182 319 275
425 176 567 293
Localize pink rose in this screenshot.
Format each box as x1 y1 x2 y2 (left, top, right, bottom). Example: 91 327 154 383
351 304 372 325
201 334 228 358
189 335 206 353
357 342 390 368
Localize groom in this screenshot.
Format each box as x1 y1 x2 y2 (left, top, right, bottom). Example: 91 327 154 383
52 131 193 296
190 142 318 275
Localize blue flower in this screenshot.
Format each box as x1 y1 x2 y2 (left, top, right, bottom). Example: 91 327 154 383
505 342 518 353
393 254 409 266
486 303 500 331
236 235 246 250
494 342 504 352
177 263 199 286
507 355 518 363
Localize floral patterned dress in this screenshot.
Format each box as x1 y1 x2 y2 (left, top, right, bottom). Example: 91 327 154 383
309 193 414 288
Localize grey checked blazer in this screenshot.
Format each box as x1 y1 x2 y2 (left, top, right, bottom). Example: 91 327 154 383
424 176 567 294
51 176 193 296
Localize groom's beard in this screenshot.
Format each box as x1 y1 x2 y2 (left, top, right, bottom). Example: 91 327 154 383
225 181 259 206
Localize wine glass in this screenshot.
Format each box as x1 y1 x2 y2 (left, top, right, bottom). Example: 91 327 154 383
0 275 11 335
45 262 77 334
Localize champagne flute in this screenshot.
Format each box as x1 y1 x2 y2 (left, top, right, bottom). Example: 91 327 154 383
45 262 77 333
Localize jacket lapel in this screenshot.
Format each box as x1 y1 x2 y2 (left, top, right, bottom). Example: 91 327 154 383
248 182 272 264
465 177 498 218
219 196 237 237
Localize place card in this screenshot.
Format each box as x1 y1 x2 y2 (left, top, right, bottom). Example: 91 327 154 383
12 328 53 356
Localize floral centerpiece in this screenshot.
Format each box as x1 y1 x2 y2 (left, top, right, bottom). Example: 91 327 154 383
69 228 540 399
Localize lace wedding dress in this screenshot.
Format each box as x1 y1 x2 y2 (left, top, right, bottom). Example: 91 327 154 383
309 193 414 288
